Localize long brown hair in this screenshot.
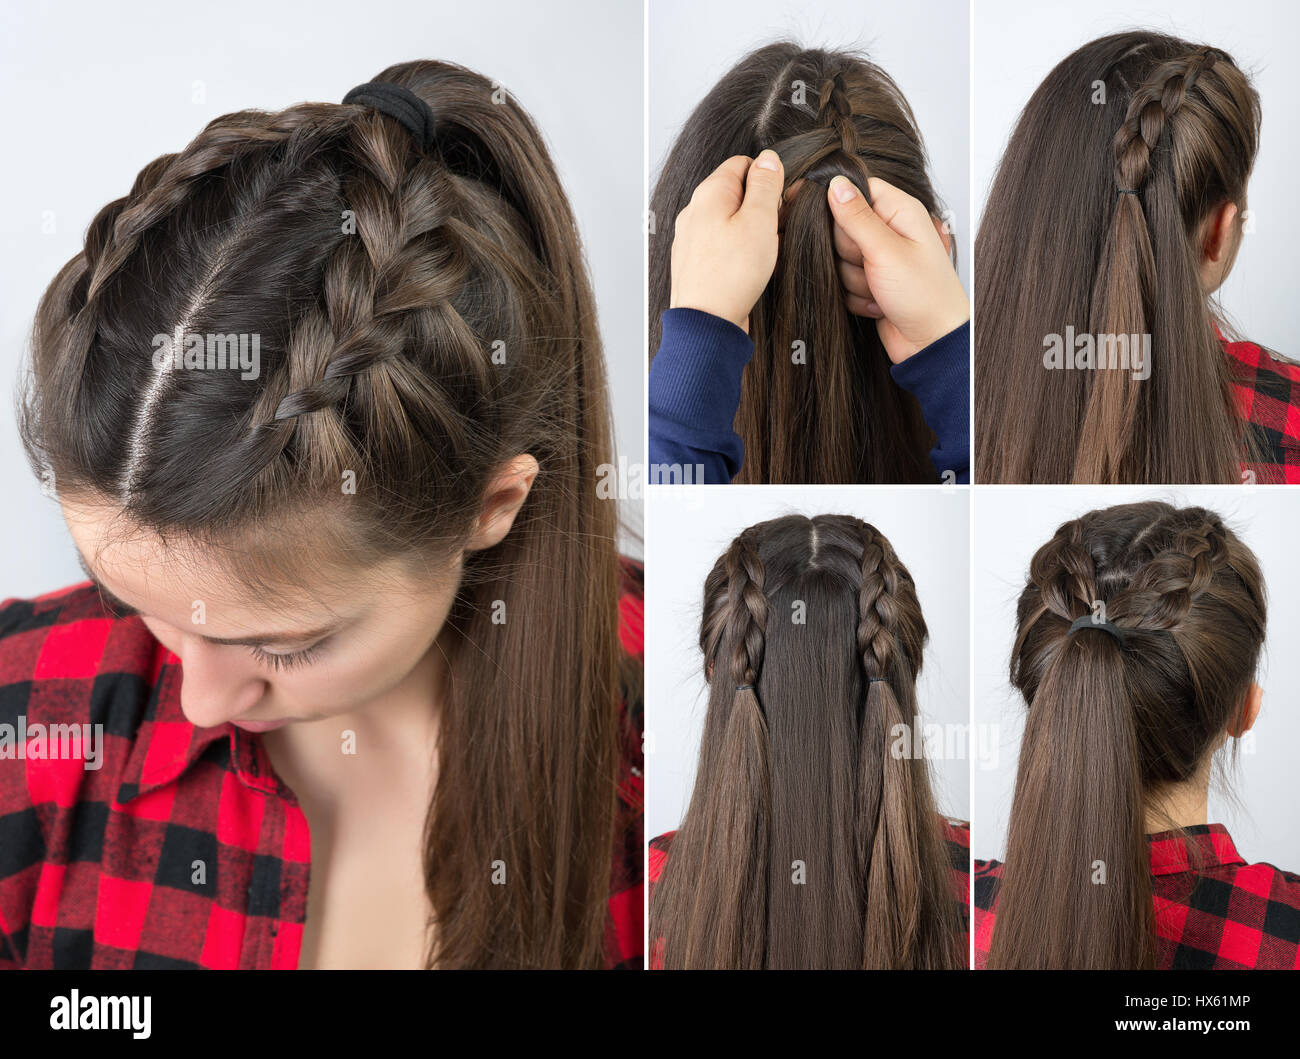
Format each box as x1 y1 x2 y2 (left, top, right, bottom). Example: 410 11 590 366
650 514 965 968
649 42 944 483
975 32 1262 483
20 59 631 969
990 501 1265 968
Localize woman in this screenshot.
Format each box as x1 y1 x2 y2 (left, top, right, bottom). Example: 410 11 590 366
648 514 968 969
0 60 642 970
975 31 1300 484
975 501 1300 969
648 42 970 485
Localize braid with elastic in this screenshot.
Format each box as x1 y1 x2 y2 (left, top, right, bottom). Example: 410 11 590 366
851 518 958 968
687 527 772 968
994 502 1264 968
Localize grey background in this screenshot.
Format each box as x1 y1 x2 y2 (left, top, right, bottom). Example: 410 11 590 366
975 0 1300 354
649 0 972 293
973 486 1300 870
0 0 644 597
646 486 971 841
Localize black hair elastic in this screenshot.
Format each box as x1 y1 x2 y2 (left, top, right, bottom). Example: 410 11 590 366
735 684 754 691
1067 614 1127 645
1117 188 1140 196
868 677 889 684
342 81 437 150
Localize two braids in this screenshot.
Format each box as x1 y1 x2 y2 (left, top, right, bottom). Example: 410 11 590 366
653 515 965 968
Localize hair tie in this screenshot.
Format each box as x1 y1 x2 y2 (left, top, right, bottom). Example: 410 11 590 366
1067 614 1127 645
343 81 437 150
735 684 754 691
868 677 888 684
1117 188 1140 196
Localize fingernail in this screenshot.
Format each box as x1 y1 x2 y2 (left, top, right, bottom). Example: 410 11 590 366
754 149 779 171
830 176 857 203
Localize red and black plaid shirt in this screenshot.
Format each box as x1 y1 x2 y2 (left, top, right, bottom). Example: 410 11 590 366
1224 331 1300 483
646 816 970 969
973 824 1300 969
0 560 644 970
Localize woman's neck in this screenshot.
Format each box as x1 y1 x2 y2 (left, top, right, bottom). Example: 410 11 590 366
1143 781 1210 834
261 637 446 801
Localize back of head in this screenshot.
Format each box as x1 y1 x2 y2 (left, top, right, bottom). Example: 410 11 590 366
650 42 944 483
991 501 1266 968
22 59 623 968
650 514 964 968
975 32 1261 483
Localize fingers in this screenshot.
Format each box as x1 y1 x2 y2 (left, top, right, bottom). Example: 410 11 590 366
845 293 883 318
689 155 754 214
861 176 939 243
837 258 881 317
837 257 870 299
826 175 896 265
832 220 863 266
739 149 784 223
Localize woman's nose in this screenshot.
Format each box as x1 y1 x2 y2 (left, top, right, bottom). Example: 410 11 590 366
171 637 269 728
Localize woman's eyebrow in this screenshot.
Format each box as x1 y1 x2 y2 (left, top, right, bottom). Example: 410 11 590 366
73 550 343 647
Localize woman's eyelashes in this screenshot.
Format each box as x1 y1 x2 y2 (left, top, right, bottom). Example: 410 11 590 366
250 640 328 672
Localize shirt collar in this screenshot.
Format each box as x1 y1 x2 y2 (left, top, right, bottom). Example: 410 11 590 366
1148 824 1244 876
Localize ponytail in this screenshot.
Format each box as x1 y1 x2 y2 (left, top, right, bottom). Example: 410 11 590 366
990 503 1266 968
990 629 1154 968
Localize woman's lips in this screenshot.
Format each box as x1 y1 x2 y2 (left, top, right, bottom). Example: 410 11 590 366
231 718 289 733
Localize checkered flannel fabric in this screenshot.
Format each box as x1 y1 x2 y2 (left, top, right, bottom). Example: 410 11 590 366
0 560 644 969
974 824 1300 969
1225 335 1300 483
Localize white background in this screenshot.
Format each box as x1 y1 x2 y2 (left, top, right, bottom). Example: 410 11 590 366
647 486 971 840
975 0 1300 354
974 486 1300 870
649 0 971 292
0 0 645 596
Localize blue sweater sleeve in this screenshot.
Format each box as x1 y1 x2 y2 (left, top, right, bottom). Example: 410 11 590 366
649 309 970 485
648 308 754 485
890 320 970 484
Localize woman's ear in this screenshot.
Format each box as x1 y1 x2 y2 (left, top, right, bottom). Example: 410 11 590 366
1198 200 1241 291
1225 680 1262 738
465 454 540 552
